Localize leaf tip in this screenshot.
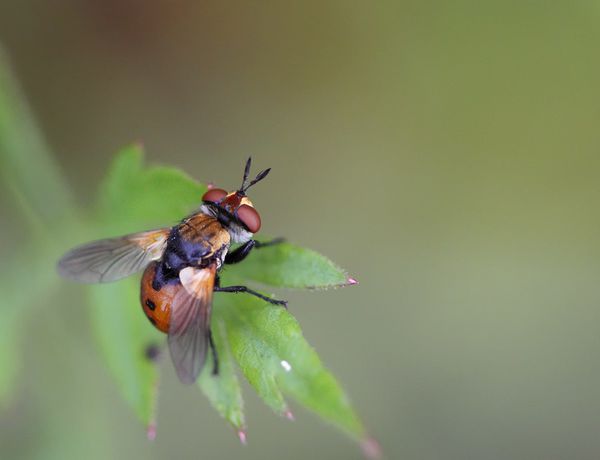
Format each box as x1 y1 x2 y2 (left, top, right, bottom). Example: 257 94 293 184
284 409 295 421
360 437 382 459
147 423 157 441
237 429 248 445
346 277 359 286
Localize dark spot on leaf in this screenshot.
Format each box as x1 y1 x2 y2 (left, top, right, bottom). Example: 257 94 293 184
145 344 160 361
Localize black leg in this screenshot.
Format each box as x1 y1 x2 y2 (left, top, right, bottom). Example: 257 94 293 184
214 285 288 308
225 240 256 264
254 237 285 249
225 238 285 265
208 329 219 376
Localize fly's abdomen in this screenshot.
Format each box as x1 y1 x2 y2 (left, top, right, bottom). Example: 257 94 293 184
140 261 180 333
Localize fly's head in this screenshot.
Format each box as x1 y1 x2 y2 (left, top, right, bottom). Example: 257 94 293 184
201 157 269 243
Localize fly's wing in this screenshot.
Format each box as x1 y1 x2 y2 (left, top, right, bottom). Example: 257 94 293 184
168 265 216 384
57 228 170 283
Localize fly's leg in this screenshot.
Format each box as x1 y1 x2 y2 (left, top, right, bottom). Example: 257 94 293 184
217 239 288 308
214 285 288 308
224 240 255 264
208 329 219 376
224 238 285 265
254 237 285 248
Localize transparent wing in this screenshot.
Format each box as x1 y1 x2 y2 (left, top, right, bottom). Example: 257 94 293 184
57 228 170 283
168 265 216 384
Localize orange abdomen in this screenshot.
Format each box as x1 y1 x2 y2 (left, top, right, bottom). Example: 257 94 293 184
140 262 179 333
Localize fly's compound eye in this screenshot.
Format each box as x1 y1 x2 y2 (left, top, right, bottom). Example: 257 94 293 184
237 204 261 233
202 188 227 203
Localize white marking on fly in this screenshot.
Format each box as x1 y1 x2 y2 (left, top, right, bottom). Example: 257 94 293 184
216 247 228 270
179 267 210 295
228 223 253 243
280 360 292 372
199 204 213 216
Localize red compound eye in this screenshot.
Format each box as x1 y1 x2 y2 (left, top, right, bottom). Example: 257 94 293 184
202 188 227 203
237 204 261 233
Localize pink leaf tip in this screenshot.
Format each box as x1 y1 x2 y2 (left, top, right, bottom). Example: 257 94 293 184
360 437 382 459
237 429 247 445
284 409 295 421
347 277 359 286
146 424 157 441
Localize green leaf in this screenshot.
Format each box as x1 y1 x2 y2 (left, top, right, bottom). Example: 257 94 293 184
96 144 206 231
0 47 76 410
0 245 63 408
227 240 351 289
89 279 162 426
215 274 366 441
216 294 289 416
198 319 246 434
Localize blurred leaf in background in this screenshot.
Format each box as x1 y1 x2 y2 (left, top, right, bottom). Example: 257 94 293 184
0 45 117 460
0 46 75 409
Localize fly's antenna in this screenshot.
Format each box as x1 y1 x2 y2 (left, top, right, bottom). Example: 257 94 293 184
246 168 271 190
238 157 271 194
239 157 252 191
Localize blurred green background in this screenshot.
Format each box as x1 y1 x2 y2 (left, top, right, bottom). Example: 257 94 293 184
1 1 600 459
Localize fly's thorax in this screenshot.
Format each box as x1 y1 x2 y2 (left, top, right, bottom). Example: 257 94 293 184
164 213 231 271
